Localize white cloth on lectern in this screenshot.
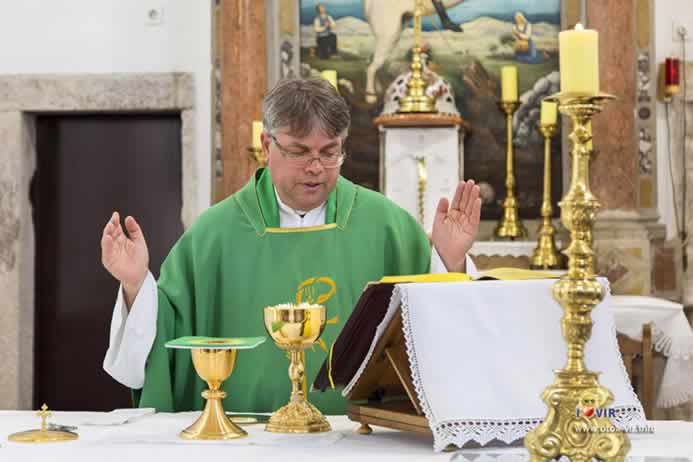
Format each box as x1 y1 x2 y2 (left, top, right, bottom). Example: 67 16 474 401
344 278 646 451
102 189 477 389
610 295 693 408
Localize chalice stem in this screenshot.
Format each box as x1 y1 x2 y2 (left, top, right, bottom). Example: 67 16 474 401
289 350 304 402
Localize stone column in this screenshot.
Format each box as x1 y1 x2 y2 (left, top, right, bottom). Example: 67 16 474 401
585 0 653 295
217 0 267 201
0 112 35 409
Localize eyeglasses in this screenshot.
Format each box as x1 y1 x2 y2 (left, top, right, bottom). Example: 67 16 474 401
270 134 345 169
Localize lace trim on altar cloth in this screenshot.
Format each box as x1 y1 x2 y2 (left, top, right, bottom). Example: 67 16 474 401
398 283 648 452
650 322 693 361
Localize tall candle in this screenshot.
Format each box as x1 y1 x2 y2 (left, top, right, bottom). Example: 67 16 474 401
540 100 558 126
559 23 599 95
321 70 338 90
252 120 263 149
501 66 518 102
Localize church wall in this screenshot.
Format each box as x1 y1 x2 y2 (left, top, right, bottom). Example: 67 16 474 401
0 0 214 215
654 0 693 240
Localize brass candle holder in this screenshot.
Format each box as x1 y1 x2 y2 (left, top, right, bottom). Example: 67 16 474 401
248 146 268 167
524 92 631 461
264 303 331 433
398 0 435 113
494 101 527 239
530 123 565 269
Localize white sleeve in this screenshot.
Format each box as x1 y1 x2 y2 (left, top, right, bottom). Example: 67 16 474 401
102 271 158 390
430 246 479 277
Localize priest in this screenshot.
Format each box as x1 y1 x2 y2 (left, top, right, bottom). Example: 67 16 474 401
101 78 481 415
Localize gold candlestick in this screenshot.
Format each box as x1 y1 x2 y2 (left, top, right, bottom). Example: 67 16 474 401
494 101 527 239
530 123 565 269
248 147 268 167
398 0 435 113
415 156 427 225
524 92 631 462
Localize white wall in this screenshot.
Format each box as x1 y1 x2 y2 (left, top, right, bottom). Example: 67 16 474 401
655 0 693 239
0 0 212 214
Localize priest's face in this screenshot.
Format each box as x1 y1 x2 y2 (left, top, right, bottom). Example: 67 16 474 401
264 126 342 211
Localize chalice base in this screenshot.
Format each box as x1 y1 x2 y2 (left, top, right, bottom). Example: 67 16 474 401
265 400 331 433
524 371 631 462
180 396 247 440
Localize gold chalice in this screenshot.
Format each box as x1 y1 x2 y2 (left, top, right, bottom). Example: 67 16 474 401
165 336 266 440
264 303 331 433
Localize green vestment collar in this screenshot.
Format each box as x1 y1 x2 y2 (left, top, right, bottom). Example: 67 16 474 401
234 168 357 235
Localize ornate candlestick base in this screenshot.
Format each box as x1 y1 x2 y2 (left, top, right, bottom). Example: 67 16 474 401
530 123 565 269
524 93 630 462
494 100 527 240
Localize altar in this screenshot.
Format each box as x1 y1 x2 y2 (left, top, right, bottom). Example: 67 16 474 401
1 412 692 461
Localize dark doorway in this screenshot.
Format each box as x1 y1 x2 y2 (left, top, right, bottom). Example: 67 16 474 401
32 114 185 411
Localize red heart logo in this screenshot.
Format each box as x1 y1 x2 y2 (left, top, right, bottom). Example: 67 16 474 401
583 407 595 417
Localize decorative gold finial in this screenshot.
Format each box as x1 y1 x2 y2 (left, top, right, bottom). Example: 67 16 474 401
37 404 51 432
398 0 436 113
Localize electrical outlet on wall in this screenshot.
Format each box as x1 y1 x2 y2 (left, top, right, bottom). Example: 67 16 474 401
673 20 692 42
145 6 164 26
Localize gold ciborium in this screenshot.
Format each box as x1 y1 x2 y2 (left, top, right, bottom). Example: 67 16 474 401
166 336 266 440
264 303 331 433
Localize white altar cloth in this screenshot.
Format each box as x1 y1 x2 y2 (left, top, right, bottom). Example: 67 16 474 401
611 295 693 408
344 278 646 451
1 413 692 461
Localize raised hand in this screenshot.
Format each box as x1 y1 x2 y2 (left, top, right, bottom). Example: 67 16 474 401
431 180 482 273
101 212 149 307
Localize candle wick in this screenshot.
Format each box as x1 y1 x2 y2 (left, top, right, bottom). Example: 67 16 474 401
575 23 584 31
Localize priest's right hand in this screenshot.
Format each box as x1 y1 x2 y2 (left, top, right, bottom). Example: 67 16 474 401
101 211 150 309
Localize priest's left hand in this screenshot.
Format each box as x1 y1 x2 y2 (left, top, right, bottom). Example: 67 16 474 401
431 180 481 273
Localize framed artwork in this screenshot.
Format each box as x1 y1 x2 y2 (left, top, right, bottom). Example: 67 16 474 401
269 0 570 219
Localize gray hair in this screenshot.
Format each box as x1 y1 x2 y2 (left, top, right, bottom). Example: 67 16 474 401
262 78 350 140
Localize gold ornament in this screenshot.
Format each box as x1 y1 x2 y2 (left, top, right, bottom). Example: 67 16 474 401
8 404 78 443
524 92 631 462
494 100 527 239
530 123 565 269
398 0 436 113
264 304 331 433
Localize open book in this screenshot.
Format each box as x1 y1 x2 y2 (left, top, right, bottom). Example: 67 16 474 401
313 268 561 393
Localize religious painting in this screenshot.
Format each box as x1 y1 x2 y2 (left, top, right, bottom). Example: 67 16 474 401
277 0 563 219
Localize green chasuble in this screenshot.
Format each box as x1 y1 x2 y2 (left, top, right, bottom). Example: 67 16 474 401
135 168 431 415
